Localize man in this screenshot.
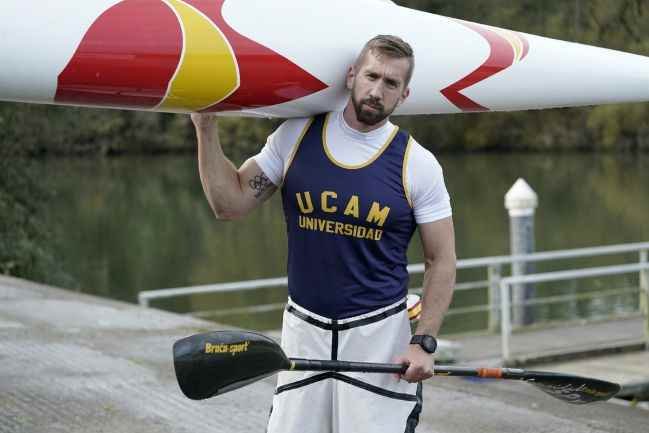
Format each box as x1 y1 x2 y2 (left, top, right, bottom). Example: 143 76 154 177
192 35 455 433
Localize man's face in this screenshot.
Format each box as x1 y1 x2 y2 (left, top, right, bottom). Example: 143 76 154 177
346 50 411 126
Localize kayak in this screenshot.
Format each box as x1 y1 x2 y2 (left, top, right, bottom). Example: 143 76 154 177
1 0 648 117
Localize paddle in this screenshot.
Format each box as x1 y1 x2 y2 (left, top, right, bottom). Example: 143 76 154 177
172 330 620 404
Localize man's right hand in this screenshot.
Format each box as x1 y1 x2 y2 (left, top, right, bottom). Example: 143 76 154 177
191 113 217 134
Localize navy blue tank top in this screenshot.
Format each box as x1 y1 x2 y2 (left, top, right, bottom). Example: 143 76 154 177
281 113 417 319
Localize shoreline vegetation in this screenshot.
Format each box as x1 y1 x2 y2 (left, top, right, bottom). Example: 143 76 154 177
1 0 648 286
2 100 648 158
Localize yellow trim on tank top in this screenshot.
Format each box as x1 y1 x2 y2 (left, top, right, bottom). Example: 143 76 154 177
321 112 399 170
402 136 414 209
281 117 315 185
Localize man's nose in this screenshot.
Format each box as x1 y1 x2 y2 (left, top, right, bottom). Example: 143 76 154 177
368 81 383 100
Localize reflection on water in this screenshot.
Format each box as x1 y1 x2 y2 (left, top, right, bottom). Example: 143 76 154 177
38 153 649 332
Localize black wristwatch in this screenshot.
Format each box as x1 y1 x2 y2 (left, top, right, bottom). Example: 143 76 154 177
410 335 437 354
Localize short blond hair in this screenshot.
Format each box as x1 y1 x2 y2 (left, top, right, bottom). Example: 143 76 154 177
355 35 415 87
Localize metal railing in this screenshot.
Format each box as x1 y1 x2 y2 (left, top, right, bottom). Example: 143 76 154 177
499 261 649 362
138 276 289 308
139 243 649 340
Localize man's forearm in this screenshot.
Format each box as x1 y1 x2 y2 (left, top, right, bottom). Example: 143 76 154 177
414 257 456 337
196 124 245 219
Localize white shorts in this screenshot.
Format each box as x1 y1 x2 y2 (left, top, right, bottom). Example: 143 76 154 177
266 298 422 433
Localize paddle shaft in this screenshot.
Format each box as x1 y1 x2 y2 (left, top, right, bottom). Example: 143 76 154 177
290 358 524 379
173 331 620 403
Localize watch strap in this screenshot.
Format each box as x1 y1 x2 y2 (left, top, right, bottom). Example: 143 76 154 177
410 334 437 353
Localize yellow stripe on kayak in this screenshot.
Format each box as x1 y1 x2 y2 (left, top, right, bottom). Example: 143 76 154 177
160 0 239 111
494 27 521 63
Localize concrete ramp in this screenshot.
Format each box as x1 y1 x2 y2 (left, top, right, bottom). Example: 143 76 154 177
0 277 274 433
1 276 646 433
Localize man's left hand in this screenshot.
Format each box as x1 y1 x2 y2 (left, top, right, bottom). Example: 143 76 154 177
394 344 435 383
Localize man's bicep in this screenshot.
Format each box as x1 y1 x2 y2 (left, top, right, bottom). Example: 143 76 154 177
238 158 278 212
418 217 456 263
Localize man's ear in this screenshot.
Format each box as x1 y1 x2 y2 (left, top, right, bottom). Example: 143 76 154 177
397 87 410 107
345 66 355 91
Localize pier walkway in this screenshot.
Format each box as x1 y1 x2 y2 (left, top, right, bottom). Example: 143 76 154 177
447 316 649 406
449 316 646 365
1 275 647 433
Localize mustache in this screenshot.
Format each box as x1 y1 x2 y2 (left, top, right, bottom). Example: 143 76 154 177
361 98 384 110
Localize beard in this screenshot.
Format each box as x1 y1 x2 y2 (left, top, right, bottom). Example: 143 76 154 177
351 92 393 126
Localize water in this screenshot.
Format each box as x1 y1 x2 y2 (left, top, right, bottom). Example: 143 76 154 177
37 153 649 332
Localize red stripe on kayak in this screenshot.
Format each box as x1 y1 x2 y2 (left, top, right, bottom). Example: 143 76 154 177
55 0 182 109
520 32 530 60
441 20 518 112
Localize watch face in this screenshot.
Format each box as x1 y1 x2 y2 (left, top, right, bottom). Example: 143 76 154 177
412 335 437 353
422 336 437 353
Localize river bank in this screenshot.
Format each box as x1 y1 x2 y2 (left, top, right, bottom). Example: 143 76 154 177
3 102 649 158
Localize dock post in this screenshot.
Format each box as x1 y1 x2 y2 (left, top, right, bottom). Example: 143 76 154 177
640 249 648 350
500 280 512 364
138 293 149 308
505 178 537 327
488 264 502 332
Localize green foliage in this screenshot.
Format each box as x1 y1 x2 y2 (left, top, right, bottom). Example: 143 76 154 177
0 103 284 160
0 150 74 285
0 103 197 156
217 117 282 164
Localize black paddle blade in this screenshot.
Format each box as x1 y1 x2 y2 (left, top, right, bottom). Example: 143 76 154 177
524 371 621 404
173 330 291 400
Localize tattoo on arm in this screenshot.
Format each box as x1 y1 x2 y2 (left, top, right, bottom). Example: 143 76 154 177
248 173 272 199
